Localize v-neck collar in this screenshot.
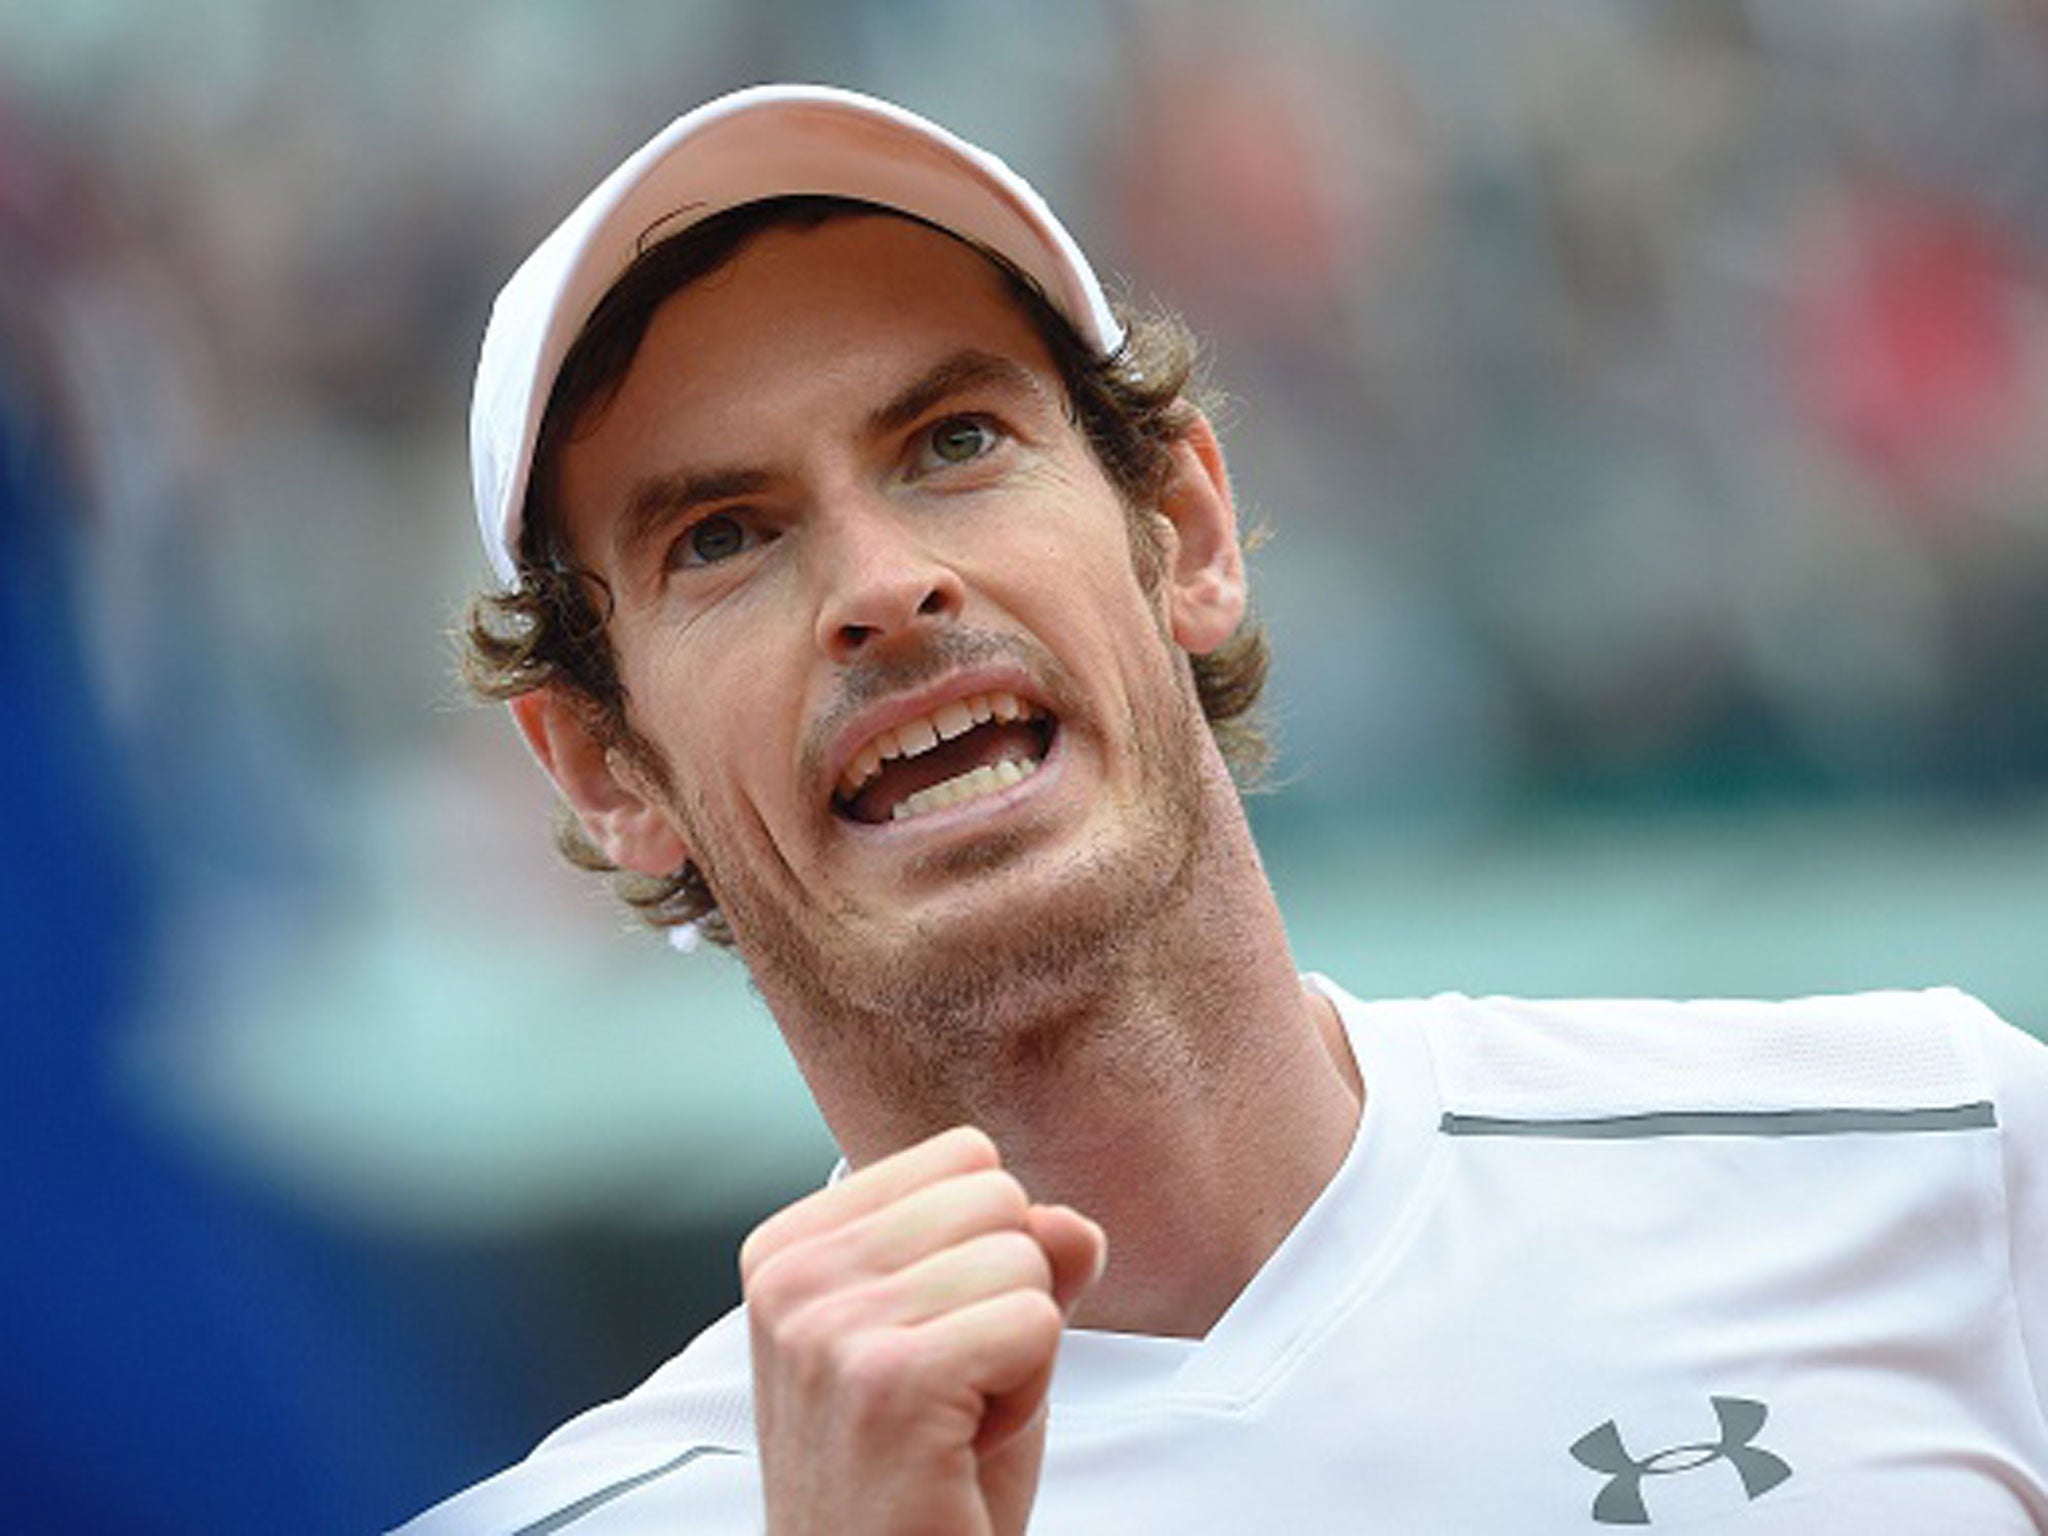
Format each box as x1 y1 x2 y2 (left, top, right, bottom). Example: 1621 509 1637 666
1049 978 1448 1418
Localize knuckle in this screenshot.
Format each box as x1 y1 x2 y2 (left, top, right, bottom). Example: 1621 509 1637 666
739 1201 809 1282
761 1297 853 1386
737 1226 773 1286
939 1124 1000 1167
772 1304 836 1366
1011 1289 1065 1348
835 1328 922 1416
987 1228 1054 1289
964 1167 1031 1225
745 1244 830 1322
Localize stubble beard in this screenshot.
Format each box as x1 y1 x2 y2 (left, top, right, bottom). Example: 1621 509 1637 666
686 636 1219 1122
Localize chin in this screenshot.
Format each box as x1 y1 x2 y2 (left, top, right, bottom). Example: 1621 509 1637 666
734 694 1219 1088
787 824 1199 1075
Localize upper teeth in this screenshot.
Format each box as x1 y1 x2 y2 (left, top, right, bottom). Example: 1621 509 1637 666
838 690 1040 800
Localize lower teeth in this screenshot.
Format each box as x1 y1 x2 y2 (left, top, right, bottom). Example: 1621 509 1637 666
890 756 1039 822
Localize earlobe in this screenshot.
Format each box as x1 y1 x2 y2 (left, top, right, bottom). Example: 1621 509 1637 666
509 690 690 875
1158 412 1248 655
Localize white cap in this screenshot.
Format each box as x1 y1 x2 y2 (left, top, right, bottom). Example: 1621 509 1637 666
469 83 1125 586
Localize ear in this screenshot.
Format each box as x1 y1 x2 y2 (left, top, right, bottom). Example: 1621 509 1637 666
509 690 690 876
1155 411 1248 654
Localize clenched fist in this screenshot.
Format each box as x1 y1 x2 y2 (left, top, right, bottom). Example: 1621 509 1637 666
741 1126 1107 1536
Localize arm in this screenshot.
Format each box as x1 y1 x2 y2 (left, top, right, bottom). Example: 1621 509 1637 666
740 1127 1106 1536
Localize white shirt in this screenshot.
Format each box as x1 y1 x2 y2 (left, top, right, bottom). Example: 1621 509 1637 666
396 982 2048 1533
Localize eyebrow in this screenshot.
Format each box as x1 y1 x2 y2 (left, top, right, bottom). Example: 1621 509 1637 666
865 348 1050 438
609 348 1052 569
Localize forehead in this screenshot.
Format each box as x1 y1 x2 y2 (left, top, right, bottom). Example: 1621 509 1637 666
554 212 1066 549
630 211 1052 415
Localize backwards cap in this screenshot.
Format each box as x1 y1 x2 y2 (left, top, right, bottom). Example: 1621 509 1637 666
469 83 1125 585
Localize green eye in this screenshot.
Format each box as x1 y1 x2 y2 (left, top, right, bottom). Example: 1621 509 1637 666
684 513 746 565
928 417 996 464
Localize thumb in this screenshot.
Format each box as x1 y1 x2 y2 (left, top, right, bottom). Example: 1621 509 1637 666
975 1207 1102 1458
976 1205 1104 1532
1027 1204 1108 1319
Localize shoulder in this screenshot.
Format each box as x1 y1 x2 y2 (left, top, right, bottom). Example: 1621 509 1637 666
389 1306 758 1536
1413 987 2039 1128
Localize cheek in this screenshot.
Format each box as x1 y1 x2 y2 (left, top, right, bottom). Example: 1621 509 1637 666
620 632 808 837
1068 534 1177 655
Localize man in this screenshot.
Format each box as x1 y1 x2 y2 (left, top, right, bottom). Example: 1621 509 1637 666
400 85 2048 1534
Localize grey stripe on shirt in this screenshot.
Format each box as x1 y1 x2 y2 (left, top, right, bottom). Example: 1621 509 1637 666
510 1446 743 1535
1439 1102 1998 1139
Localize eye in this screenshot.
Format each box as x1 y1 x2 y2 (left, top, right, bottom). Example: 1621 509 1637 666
671 512 755 568
914 415 1000 473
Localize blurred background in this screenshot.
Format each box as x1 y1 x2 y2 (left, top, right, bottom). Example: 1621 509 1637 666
4 0 2046 1529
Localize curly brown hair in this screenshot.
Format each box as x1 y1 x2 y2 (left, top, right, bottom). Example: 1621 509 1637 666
461 196 1269 944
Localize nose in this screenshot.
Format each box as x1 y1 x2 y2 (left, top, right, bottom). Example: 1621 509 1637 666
811 500 967 663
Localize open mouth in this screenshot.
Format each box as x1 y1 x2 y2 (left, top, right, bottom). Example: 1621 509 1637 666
833 690 1056 825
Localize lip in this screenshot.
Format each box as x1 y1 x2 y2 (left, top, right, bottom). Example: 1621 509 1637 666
819 663 1058 819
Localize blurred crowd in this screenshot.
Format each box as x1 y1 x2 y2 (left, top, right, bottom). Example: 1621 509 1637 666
12 0 2048 825
6 1 2048 1529
1103 2 2048 812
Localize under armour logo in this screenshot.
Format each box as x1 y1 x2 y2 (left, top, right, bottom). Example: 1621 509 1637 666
1570 1396 1793 1525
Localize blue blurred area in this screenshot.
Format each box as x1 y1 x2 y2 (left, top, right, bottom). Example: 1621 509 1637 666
0 2 2044 1527
0 146 468 1531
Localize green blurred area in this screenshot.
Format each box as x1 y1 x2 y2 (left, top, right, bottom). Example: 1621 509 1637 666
141 787 2046 1240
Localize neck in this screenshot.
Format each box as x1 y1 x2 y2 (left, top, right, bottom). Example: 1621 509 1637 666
784 781 1364 1338
968 971 1361 1337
